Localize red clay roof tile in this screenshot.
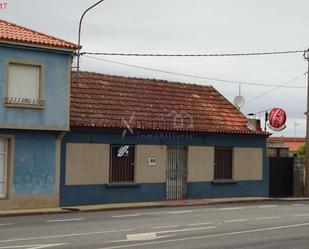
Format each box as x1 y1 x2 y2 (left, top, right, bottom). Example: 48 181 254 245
0 19 78 50
70 71 266 135
268 137 305 151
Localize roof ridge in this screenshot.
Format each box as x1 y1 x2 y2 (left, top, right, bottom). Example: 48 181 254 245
72 71 212 89
0 19 79 49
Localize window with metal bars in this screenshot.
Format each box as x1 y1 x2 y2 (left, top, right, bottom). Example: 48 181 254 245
214 147 233 180
109 145 135 182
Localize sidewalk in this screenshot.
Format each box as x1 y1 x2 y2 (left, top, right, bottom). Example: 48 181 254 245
1 197 309 217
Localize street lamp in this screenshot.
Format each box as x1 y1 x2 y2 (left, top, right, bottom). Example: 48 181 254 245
77 0 105 72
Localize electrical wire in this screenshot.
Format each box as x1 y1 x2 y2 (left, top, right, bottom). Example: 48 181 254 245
83 55 306 89
81 49 305 57
246 72 307 104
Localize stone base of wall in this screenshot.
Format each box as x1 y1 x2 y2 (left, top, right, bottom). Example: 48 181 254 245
0 194 59 210
294 157 305 197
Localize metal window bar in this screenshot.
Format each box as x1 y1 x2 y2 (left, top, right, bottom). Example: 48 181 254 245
214 147 233 180
109 145 135 182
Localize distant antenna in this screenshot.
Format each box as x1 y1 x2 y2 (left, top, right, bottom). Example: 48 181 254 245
233 84 246 109
294 122 299 137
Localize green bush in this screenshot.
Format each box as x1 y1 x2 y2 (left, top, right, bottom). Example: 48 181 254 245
297 143 306 158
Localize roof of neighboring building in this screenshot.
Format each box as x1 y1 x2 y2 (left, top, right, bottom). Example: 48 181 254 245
0 19 79 50
268 137 305 151
70 71 268 135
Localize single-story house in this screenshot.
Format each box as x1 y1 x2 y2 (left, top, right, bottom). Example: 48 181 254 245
60 71 269 206
267 137 305 157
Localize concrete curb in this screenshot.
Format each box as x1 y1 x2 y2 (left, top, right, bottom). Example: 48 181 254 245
1 198 309 217
205 198 309 206
0 209 69 217
63 203 165 213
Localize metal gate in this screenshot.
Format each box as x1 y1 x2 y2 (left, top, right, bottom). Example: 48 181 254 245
166 146 188 200
269 157 294 197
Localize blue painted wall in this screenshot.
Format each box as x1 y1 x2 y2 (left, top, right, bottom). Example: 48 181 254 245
60 129 268 206
0 45 70 129
61 184 166 206
13 131 56 195
0 130 57 196
63 129 266 147
188 180 268 199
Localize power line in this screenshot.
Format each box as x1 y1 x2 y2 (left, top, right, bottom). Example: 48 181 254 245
246 72 307 104
83 55 306 89
81 49 305 57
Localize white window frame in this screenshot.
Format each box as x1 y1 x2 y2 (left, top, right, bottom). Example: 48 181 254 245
5 60 45 109
0 138 8 199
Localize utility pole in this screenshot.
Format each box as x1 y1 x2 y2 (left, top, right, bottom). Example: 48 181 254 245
304 49 309 196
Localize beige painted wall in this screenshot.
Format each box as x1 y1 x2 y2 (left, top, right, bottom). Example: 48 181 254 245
188 146 214 182
136 145 166 183
233 147 263 181
66 143 109 185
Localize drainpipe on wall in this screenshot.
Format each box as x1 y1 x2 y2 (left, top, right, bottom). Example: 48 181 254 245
57 131 67 141
55 131 66 207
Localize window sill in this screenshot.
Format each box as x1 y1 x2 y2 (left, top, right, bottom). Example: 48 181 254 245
211 180 238 185
5 103 45 109
106 182 140 188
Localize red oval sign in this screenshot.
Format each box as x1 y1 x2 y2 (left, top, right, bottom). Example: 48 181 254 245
268 108 286 131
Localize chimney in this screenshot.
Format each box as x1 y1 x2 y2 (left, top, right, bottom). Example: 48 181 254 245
247 119 262 131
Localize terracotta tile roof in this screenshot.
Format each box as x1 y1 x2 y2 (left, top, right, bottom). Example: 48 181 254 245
0 19 79 50
285 141 304 152
70 71 267 135
268 137 305 151
268 137 305 143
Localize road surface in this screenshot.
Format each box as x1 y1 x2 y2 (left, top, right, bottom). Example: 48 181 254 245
0 201 309 248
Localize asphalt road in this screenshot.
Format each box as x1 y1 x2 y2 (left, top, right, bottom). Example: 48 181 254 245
0 201 309 249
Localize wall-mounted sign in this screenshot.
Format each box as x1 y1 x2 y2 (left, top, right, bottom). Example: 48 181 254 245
268 108 287 131
148 158 157 167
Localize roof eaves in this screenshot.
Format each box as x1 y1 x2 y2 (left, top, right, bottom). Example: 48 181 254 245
0 19 80 50
0 40 79 53
70 123 269 136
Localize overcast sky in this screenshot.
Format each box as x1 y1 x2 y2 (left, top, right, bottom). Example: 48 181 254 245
2 0 309 137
